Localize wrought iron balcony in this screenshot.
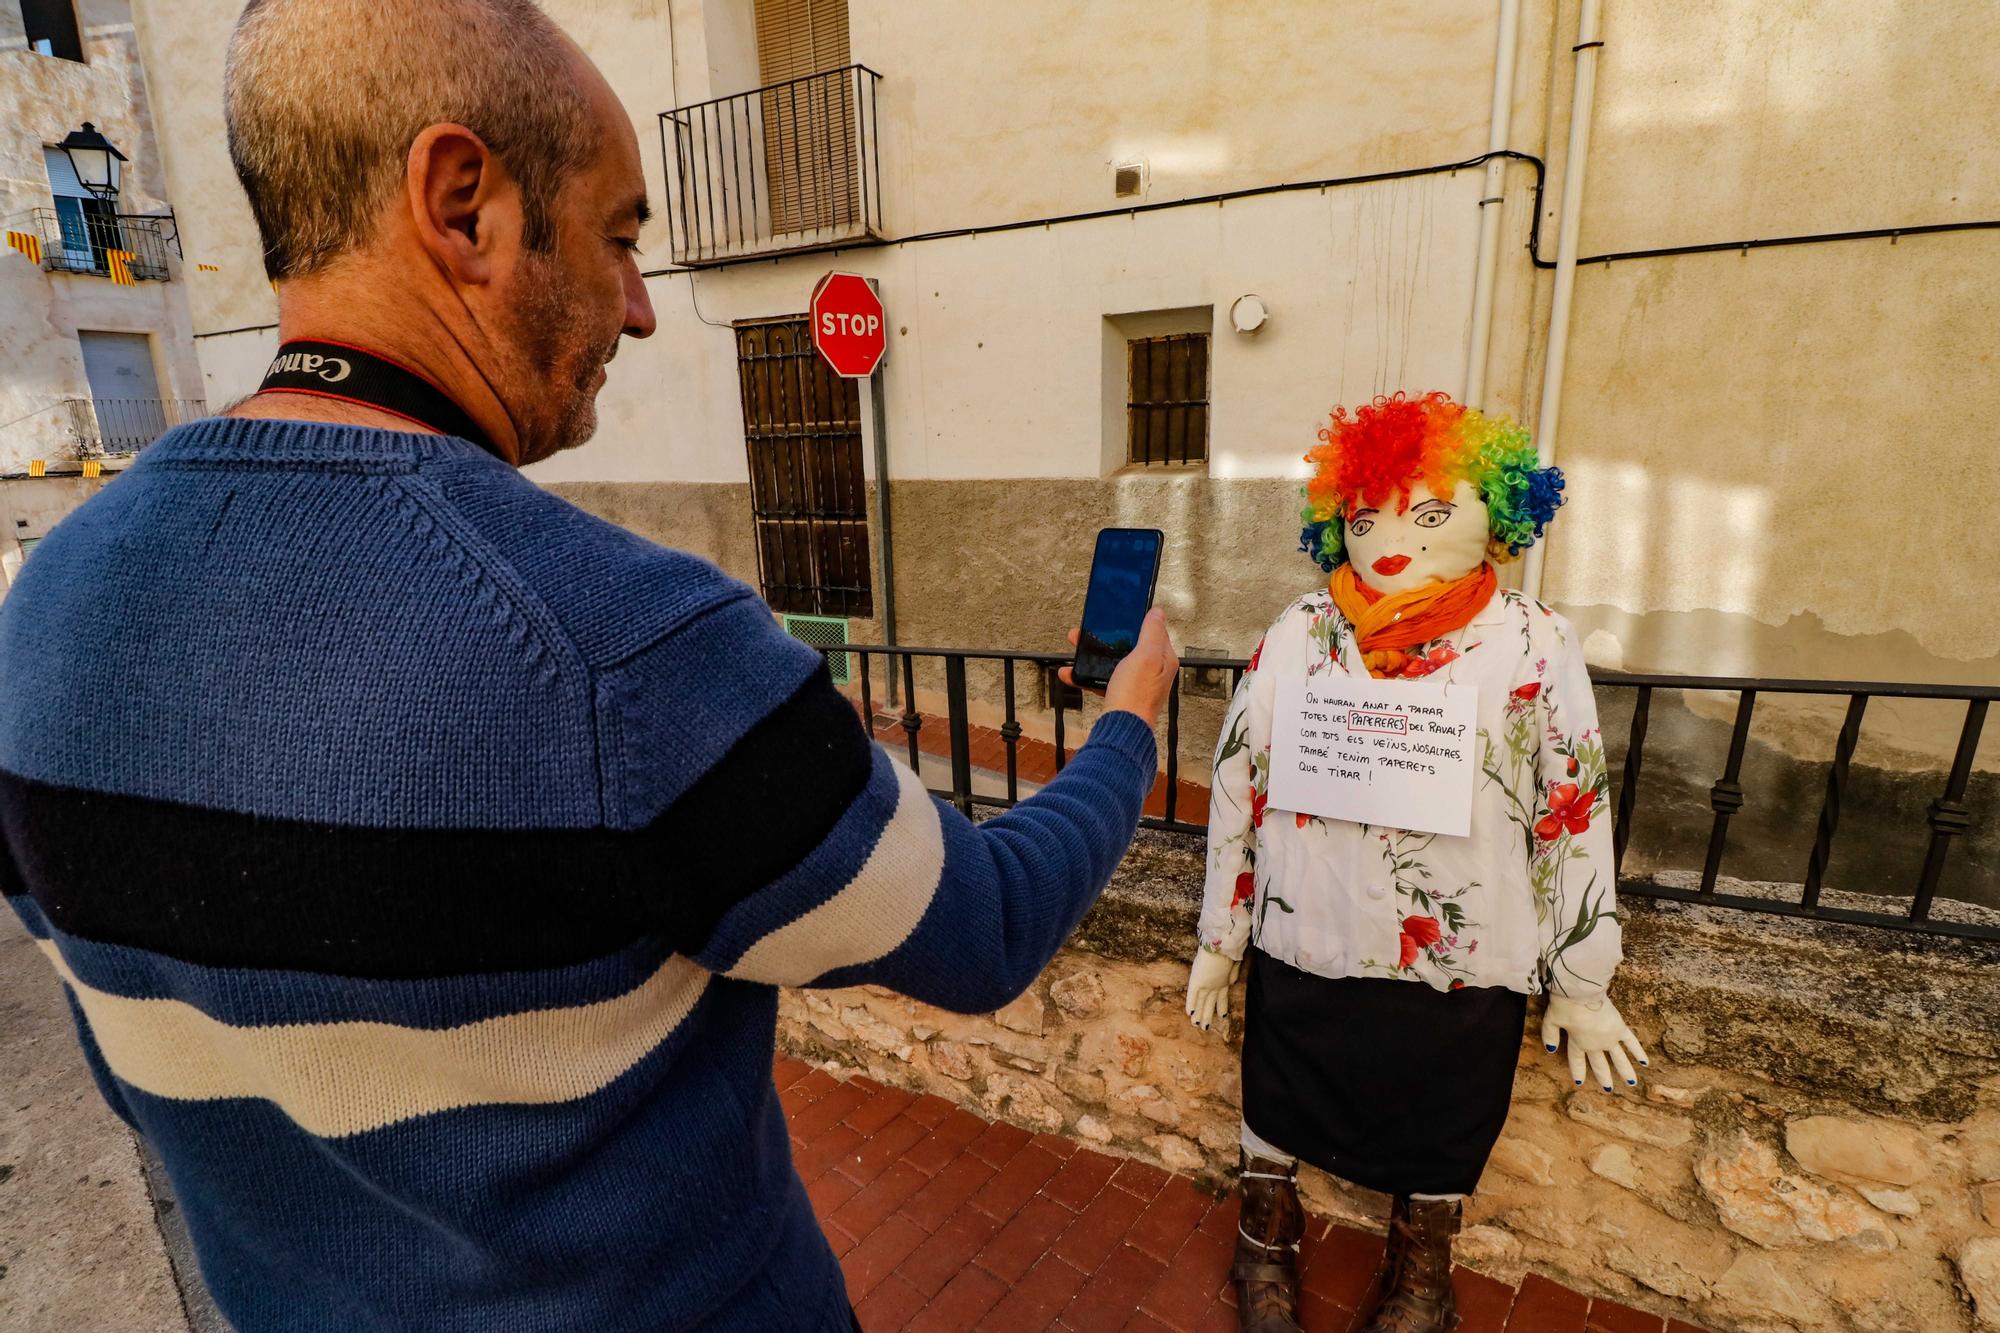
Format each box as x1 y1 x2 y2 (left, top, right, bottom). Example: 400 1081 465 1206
60 397 207 455
658 65 884 266
29 207 173 281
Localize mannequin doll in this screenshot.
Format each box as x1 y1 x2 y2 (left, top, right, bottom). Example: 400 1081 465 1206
1189 392 1646 1333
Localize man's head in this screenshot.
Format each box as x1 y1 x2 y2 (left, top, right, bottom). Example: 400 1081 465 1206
1299 391 1566 588
225 0 655 462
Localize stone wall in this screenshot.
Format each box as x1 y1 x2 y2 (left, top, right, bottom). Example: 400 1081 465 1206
776 829 2000 1333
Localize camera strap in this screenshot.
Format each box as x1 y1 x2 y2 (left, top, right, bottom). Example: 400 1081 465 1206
257 340 490 452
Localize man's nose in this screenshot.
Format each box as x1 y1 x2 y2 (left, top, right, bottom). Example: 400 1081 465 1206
623 263 657 339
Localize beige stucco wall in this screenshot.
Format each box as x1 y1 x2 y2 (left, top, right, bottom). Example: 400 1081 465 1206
1540 0 2000 689
0 474 109 588
139 0 1541 416
848 0 1511 237
525 167 1497 488
126 0 2000 748
1 0 203 474
1 0 170 215
128 0 274 345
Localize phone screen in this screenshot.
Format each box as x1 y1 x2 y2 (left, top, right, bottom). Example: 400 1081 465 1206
1073 528 1164 688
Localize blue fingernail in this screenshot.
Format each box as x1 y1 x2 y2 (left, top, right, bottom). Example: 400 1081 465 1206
1574 1079 1583 1086
1627 1079 1636 1086
1545 1044 1557 1052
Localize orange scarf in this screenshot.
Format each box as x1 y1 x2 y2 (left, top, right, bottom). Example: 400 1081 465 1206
1330 562 1497 679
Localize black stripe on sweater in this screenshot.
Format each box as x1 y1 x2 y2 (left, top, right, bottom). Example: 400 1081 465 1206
0 667 875 978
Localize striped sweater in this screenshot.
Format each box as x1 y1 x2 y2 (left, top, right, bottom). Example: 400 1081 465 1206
0 418 1157 1332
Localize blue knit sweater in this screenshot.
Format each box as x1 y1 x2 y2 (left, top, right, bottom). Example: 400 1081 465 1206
0 418 1157 1332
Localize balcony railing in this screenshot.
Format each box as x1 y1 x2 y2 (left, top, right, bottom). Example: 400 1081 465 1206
60 397 206 455
30 208 173 282
829 643 2000 944
658 65 884 266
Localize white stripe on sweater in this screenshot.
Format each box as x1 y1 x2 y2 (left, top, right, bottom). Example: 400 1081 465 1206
38 942 708 1137
726 759 944 986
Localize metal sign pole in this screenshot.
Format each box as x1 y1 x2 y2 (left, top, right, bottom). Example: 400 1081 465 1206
866 278 897 708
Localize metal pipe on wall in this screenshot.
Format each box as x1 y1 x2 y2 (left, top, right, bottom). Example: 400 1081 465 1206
1522 0 1603 600
866 277 898 706
1462 0 1525 409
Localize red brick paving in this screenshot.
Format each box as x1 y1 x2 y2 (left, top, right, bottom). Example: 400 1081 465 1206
1586 1296 1674 1332
775 1055 1700 1331
1510 1273 1592 1332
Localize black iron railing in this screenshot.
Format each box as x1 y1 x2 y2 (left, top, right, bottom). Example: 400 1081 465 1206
831 644 1999 943
60 397 207 455
30 208 172 281
658 65 884 265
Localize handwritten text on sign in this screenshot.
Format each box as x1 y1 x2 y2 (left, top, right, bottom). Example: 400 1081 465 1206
1266 675 1478 837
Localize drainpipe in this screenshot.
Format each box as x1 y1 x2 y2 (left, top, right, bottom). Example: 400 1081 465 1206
1462 0 1524 409
1522 0 1602 601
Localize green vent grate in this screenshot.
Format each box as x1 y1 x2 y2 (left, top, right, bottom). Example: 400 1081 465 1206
783 614 854 685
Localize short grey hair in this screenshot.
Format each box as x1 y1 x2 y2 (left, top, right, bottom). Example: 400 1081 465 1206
225 0 597 281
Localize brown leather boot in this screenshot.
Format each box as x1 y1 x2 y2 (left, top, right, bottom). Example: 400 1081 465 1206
1356 1196 1461 1332
1352 1194 1410 1323
1232 1152 1305 1333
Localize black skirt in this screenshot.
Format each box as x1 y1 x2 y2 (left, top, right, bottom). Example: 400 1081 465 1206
1241 948 1527 1196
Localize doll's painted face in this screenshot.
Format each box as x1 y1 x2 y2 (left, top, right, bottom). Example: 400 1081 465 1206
1343 479 1490 595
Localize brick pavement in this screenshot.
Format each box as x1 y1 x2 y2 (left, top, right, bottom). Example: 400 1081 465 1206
777 1057 1706 1333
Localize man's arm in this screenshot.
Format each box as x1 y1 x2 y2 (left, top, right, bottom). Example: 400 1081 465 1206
702 697 1155 1009
604 593 1171 1011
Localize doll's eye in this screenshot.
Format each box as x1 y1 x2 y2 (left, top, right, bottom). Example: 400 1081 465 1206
1348 517 1374 536
1414 508 1453 529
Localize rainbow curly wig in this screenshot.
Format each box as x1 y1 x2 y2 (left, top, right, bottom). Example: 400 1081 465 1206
1298 391 1565 573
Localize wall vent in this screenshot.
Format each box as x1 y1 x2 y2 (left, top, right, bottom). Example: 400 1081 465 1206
1113 161 1146 198
783 613 854 685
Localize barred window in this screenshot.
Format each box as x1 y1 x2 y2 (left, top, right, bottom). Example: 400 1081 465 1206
1126 332 1209 466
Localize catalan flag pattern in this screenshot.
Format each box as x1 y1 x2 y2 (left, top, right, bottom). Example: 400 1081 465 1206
6 231 42 264
106 249 136 286
197 263 220 272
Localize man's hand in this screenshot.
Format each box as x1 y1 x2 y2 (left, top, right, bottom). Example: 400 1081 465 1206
1060 608 1179 729
1543 995 1650 1092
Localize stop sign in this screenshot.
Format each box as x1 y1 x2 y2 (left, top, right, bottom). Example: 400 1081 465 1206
810 272 886 378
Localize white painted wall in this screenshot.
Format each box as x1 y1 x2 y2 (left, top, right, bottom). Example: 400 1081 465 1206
529 168 1490 486
1 0 203 473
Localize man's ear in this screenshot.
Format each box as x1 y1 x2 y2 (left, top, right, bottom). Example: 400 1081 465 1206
405 123 517 287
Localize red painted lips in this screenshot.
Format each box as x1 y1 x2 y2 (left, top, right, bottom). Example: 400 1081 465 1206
1372 554 1412 576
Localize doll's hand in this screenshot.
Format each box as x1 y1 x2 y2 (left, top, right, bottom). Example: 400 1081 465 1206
1542 995 1650 1092
1185 947 1239 1034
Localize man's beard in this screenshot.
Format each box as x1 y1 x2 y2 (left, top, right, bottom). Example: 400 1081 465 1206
513 253 618 461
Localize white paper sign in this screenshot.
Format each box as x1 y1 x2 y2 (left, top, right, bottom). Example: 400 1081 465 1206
1266 674 1478 837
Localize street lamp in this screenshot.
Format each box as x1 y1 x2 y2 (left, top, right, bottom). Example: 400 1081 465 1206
55 123 126 201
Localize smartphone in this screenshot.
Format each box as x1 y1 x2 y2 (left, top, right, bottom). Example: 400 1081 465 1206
1071 527 1164 689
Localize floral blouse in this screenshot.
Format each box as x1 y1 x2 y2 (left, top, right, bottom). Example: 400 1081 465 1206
1200 585 1623 1001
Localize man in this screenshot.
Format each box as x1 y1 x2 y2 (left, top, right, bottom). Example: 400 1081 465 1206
0 2 1178 1328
